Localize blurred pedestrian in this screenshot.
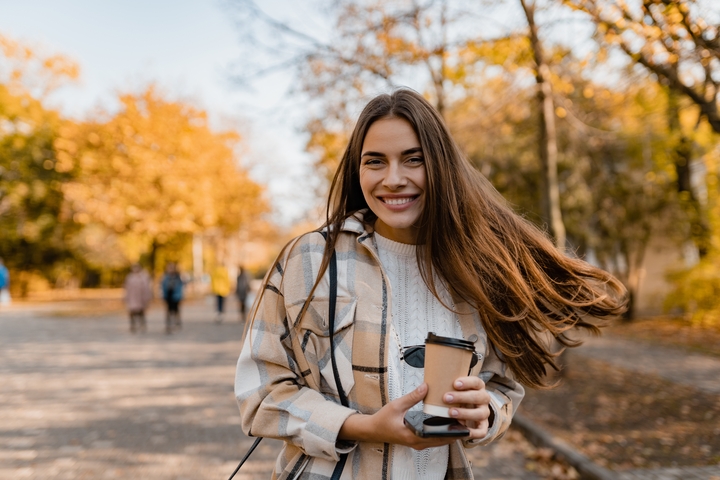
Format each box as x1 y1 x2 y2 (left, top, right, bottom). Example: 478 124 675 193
0 258 10 306
211 264 231 323
161 262 183 334
235 265 251 323
123 263 153 333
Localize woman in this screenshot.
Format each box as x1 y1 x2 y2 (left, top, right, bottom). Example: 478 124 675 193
123 263 153 333
235 89 626 479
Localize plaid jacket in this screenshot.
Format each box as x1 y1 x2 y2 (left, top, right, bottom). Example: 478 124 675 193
235 212 525 479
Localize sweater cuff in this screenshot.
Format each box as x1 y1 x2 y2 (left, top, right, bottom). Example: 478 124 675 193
303 403 358 461
464 390 504 447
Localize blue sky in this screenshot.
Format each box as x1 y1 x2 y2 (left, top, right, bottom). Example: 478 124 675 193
0 0 316 225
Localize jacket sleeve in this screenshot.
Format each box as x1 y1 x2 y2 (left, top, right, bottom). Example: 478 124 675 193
464 343 525 448
234 255 357 462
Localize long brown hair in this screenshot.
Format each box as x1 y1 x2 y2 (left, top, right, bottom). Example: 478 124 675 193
317 88 627 388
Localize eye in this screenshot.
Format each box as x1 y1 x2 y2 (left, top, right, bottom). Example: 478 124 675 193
362 157 384 167
407 156 424 165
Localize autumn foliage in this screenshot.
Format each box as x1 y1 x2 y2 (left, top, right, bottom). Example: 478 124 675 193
0 36 266 291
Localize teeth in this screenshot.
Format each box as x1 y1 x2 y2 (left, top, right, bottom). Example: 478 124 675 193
384 197 413 205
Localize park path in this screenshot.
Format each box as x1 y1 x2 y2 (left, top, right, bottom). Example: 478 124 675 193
0 299 542 480
579 334 720 395
573 332 720 480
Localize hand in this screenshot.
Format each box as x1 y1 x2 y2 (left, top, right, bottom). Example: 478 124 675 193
339 383 459 450
443 376 492 439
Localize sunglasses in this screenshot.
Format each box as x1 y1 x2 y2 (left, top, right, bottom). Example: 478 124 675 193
400 345 482 370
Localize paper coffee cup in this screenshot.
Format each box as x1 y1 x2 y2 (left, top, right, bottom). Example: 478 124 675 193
422 332 475 418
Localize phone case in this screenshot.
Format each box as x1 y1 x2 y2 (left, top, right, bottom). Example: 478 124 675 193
403 411 470 438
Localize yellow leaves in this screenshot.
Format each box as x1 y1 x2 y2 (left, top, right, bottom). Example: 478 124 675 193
463 37 533 71
53 151 73 172
57 85 266 248
0 34 79 97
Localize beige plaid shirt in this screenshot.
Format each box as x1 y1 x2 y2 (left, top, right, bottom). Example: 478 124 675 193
235 212 525 479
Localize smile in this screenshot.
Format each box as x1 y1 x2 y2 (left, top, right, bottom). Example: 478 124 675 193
381 196 417 205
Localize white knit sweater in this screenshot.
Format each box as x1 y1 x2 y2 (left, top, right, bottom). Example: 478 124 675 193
374 233 464 480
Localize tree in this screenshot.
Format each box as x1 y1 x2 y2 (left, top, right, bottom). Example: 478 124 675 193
0 34 79 99
230 0 484 181
237 0 572 246
448 47 687 318
520 0 566 248
57 86 267 276
0 35 81 294
565 0 720 134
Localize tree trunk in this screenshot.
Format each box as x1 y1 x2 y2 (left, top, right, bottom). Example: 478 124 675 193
520 0 566 249
667 89 710 257
149 239 159 280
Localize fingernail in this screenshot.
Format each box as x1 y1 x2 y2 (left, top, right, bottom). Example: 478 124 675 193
450 409 459 417
445 394 454 403
455 380 463 388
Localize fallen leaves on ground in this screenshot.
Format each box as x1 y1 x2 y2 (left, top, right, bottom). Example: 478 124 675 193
519 354 720 471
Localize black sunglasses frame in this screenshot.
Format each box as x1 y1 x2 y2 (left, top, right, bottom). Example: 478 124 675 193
400 345 482 370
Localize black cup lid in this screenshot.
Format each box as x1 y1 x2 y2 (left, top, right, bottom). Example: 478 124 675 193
425 332 475 351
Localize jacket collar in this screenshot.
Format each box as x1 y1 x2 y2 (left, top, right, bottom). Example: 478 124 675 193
339 209 372 236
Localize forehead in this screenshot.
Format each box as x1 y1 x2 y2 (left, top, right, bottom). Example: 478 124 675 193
362 117 420 153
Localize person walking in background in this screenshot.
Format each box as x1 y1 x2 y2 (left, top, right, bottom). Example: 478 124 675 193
0 258 10 306
161 262 183 334
211 263 231 323
123 263 153 333
235 265 251 323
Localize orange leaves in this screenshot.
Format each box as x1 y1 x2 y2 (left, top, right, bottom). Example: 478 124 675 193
0 34 79 98
58 86 267 256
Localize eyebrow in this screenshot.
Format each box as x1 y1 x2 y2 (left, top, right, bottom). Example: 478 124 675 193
361 147 423 158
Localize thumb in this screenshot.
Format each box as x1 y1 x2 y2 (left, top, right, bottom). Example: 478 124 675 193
396 383 428 410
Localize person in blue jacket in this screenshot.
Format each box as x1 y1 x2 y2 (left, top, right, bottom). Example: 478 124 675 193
161 262 183 334
0 258 10 306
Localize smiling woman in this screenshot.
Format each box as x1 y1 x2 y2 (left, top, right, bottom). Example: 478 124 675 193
235 88 627 480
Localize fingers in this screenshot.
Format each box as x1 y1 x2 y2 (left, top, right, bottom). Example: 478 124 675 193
442 376 492 439
371 383 459 449
452 376 485 391
447 404 491 423
443 377 489 409
395 382 428 411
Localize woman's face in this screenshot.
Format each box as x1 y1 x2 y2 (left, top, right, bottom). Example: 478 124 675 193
359 116 426 244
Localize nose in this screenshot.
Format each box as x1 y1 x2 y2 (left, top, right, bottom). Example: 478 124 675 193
383 161 407 189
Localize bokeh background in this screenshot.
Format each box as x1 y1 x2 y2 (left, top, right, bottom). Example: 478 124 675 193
1 1 719 479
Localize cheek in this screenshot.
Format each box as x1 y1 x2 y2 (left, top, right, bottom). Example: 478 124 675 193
359 172 375 201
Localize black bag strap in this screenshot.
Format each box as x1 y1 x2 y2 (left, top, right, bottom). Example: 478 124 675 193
227 436 262 480
328 246 348 407
327 246 349 480
230 233 347 480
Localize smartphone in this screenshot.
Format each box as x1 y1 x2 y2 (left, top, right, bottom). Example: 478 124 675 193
403 411 470 438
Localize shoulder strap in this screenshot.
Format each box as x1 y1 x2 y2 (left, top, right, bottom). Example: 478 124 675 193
227 436 262 480
328 247 348 407
323 231 349 480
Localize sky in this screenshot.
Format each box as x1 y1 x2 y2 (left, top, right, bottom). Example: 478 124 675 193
0 0 317 225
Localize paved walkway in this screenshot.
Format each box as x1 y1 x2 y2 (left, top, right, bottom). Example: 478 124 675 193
5 300 718 479
579 334 720 395
575 333 720 480
0 300 542 480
